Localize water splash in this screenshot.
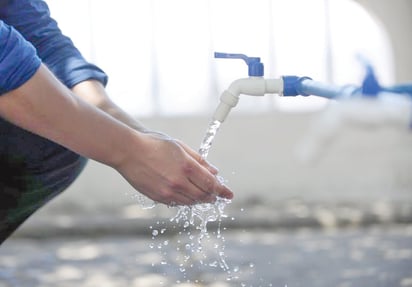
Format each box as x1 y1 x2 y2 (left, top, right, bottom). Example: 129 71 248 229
170 195 231 270
170 119 233 271
135 194 156 209
148 119 233 282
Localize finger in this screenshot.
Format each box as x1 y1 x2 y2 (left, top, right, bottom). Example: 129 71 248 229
203 160 219 175
213 181 233 199
173 176 217 204
187 164 233 200
179 186 217 205
164 175 217 206
168 192 195 206
177 140 219 175
152 188 194 206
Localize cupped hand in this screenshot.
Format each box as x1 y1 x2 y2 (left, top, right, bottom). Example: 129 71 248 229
115 131 233 206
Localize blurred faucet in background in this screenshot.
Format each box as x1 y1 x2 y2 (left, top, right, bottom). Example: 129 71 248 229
212 52 412 162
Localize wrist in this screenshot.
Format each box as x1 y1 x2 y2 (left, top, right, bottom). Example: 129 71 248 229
107 128 148 169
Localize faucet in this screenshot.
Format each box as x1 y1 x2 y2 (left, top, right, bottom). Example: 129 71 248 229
295 65 412 162
212 52 412 162
212 52 359 122
212 52 284 123
212 52 412 122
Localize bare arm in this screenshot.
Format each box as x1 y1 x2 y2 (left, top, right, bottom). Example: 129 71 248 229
71 79 220 175
71 80 148 132
0 65 233 205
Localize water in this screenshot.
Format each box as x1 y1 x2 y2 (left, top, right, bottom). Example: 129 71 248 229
147 119 235 283
198 119 221 159
170 195 231 271
169 119 232 271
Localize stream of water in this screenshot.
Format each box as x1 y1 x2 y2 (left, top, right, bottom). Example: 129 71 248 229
143 119 236 282
198 119 222 160
170 119 232 270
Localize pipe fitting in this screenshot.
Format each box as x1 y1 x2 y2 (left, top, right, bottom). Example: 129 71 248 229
212 78 284 122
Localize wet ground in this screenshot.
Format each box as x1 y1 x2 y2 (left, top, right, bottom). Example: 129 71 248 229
1 223 412 287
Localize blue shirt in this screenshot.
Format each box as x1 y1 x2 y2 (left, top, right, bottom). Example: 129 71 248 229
0 0 108 95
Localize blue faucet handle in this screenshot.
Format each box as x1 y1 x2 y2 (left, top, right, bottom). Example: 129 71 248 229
355 55 382 97
214 52 264 77
360 65 381 97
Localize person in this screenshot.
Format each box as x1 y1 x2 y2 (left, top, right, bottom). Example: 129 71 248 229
0 0 233 244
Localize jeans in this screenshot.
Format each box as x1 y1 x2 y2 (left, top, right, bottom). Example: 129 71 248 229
0 117 87 244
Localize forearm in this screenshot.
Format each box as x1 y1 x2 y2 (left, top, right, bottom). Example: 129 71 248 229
0 65 233 205
0 64 138 167
71 80 148 132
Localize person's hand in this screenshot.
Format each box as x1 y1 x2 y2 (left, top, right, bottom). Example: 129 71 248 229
0 66 231 207
114 131 233 206
70 80 232 206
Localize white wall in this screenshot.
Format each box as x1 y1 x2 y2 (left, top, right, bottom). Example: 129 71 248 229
40 112 412 216
37 0 412 217
355 0 412 82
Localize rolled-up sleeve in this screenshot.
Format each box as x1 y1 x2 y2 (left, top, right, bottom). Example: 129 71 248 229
0 20 41 95
0 0 108 89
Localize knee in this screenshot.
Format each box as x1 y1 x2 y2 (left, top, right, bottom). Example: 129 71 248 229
42 150 88 193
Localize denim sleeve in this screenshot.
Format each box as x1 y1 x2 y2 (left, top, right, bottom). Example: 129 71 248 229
0 20 41 95
0 0 108 88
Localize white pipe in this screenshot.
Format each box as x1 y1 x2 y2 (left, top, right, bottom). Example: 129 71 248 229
295 92 412 163
212 77 284 122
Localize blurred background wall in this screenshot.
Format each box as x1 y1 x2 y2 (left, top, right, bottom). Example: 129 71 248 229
28 0 412 224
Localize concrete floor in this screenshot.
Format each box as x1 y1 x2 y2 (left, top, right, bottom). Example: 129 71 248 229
1 224 412 287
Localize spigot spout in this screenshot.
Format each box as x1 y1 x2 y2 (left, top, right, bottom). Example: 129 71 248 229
212 90 238 123
212 51 283 122
212 77 284 122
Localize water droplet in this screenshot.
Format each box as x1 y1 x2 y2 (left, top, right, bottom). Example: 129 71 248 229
216 175 225 184
136 195 156 209
209 261 218 267
152 230 158 236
